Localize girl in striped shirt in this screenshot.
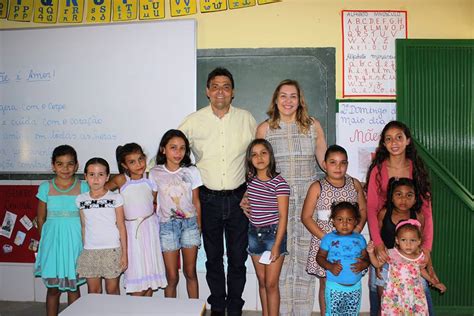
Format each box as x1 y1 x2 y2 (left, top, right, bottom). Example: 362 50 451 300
245 138 290 316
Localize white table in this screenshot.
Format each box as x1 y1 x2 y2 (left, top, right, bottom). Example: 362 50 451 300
59 293 206 315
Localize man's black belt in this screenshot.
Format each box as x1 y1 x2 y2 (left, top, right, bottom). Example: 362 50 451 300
200 183 246 196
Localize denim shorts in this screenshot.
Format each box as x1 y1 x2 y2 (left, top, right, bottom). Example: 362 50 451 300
247 223 288 256
159 216 201 252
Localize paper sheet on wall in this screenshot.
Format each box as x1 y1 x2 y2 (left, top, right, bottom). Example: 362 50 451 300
58 0 84 23
170 0 196 16
336 102 396 182
200 0 227 13
342 10 407 97
0 210 17 239
7 0 34 21
33 0 59 23
86 0 112 23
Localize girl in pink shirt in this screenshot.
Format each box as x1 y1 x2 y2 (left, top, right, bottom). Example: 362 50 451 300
149 129 202 299
365 120 435 315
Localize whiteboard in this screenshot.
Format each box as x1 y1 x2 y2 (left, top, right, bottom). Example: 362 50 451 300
336 102 396 182
0 20 196 173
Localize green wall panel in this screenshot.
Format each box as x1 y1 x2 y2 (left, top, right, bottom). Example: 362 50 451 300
397 39 474 313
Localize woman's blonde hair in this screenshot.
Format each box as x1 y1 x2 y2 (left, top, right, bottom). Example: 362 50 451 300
266 79 313 134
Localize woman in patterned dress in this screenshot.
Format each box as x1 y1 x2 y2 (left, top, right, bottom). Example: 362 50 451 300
255 79 327 315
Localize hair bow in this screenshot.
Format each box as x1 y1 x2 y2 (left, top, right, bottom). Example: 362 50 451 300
395 219 421 231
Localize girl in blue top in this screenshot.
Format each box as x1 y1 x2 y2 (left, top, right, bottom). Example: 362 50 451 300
35 145 88 316
316 201 369 316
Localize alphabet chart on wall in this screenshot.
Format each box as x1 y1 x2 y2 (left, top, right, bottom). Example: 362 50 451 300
342 10 407 97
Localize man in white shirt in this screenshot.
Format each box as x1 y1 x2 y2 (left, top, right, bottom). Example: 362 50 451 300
179 67 256 316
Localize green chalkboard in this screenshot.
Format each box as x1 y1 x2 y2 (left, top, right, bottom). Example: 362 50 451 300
197 48 336 152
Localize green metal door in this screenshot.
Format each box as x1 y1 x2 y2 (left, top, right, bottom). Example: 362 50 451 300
396 39 474 314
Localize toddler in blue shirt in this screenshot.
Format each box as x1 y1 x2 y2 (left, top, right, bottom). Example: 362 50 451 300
316 201 370 316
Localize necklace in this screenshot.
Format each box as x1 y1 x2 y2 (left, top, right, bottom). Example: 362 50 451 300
52 177 78 193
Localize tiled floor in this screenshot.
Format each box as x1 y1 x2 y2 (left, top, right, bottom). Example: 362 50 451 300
1 300 470 316
0 301 267 315
0 301 323 316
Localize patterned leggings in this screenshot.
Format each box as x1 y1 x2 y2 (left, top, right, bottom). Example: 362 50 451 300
325 280 362 316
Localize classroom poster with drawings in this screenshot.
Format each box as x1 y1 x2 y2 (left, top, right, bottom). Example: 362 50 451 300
0 185 40 263
336 102 396 183
342 10 407 97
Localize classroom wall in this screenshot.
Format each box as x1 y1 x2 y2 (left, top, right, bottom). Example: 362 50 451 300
1 0 472 311
1 0 473 98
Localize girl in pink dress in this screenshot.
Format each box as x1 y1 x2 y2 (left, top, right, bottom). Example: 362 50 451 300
107 143 167 296
367 220 446 315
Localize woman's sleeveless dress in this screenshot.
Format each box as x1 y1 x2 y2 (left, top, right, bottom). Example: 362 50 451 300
306 176 358 277
34 179 88 290
265 121 318 315
120 175 167 293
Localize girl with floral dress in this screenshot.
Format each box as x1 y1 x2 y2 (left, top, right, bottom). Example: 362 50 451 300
367 220 446 315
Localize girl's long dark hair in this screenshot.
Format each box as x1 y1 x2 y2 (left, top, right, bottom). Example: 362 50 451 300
385 177 422 214
245 139 278 181
155 129 192 167
116 143 145 174
365 120 431 200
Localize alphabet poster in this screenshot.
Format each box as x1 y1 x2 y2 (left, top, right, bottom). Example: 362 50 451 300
342 10 407 97
336 101 396 182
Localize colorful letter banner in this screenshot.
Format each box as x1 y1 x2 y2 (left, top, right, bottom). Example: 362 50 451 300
58 0 84 22
139 0 163 20
113 0 137 21
2 0 280 23
200 0 226 13
7 0 34 21
33 0 59 23
0 0 8 18
170 0 195 17
86 0 111 22
229 0 255 10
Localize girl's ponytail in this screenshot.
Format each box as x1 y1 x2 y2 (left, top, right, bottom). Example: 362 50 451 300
115 143 145 175
116 145 125 174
